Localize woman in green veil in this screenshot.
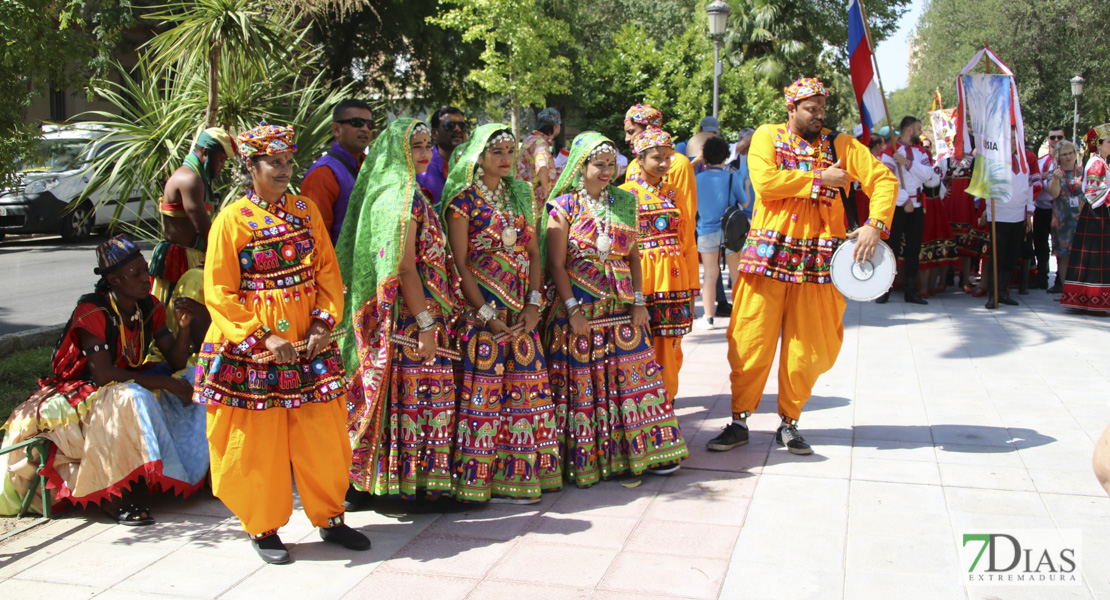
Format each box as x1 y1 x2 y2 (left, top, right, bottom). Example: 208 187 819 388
441 124 562 504
543 132 689 488
334 118 464 503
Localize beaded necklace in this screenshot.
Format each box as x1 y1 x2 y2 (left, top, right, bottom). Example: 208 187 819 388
577 186 614 255
246 189 304 229
475 173 518 246
108 293 145 369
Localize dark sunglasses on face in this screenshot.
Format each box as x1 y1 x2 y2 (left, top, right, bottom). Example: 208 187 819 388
442 121 468 132
1049 135 1064 140
336 117 373 129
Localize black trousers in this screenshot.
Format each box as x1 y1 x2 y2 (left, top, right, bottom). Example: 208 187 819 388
1032 207 1052 282
986 220 1025 297
889 206 924 294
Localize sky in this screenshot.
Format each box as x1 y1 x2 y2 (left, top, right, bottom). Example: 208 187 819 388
873 0 926 91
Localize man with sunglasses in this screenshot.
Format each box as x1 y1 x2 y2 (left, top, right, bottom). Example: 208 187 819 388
417 105 469 207
1031 127 1067 289
302 99 374 244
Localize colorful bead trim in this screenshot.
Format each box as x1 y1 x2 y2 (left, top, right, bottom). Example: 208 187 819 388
864 218 890 236
233 326 270 354
249 527 279 540
311 309 337 329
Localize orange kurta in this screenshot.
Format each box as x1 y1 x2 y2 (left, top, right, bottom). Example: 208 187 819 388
727 124 897 423
195 192 349 537
620 154 699 402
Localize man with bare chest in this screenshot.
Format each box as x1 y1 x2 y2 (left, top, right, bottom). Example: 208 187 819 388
150 128 236 304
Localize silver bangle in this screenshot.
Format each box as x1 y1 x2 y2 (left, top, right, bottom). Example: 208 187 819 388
564 298 579 310
634 292 646 306
527 290 543 307
414 310 435 331
478 303 498 323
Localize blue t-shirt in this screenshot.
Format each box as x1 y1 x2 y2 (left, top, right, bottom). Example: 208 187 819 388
695 166 750 236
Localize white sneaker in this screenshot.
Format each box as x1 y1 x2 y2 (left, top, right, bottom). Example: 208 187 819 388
696 317 716 330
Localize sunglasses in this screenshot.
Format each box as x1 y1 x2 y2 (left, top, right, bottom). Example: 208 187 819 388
1049 135 1064 140
441 121 469 132
336 117 373 129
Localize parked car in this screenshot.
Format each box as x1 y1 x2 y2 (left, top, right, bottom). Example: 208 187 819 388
0 124 155 242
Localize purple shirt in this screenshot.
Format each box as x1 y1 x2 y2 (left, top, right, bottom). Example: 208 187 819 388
416 145 449 208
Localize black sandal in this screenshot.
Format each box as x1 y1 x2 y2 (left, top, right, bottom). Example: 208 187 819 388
107 503 155 526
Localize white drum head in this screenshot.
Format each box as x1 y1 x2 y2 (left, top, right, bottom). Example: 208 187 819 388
830 239 896 301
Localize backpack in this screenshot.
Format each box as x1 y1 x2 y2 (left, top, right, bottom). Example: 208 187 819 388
720 171 751 253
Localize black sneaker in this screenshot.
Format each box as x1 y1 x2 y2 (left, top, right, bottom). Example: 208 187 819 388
706 422 749 451
320 523 371 551
252 533 290 564
775 424 813 455
715 303 733 318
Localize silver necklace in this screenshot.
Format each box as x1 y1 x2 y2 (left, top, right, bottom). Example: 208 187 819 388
579 186 612 255
475 171 517 246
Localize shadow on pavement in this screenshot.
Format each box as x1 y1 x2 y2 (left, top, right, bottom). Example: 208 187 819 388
799 424 1057 451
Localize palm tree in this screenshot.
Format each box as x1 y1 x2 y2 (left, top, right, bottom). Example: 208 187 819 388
79 9 356 239
144 0 292 128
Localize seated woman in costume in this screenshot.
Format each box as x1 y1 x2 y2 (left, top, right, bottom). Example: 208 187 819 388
544 132 689 488
442 124 562 504
1 235 208 525
336 118 465 507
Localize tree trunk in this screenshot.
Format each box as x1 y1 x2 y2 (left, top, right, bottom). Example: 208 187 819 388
205 40 222 129
511 102 520 141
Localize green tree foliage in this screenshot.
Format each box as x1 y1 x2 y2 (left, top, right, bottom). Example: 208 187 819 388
724 0 909 125
903 0 1110 147
0 0 136 186
429 0 573 137
311 0 487 114
81 7 354 238
145 0 292 128
573 22 780 147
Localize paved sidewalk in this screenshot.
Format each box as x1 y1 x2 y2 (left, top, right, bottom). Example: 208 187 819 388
1 288 1109 599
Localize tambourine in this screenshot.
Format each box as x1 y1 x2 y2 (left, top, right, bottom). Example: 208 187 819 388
830 238 896 301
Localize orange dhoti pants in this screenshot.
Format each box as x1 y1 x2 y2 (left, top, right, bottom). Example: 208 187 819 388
653 335 683 403
726 273 846 424
206 399 351 538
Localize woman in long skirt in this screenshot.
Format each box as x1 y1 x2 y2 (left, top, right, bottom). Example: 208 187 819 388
1046 141 1084 293
441 124 562 503
2 235 206 524
335 118 465 503
543 132 689 488
1061 125 1110 311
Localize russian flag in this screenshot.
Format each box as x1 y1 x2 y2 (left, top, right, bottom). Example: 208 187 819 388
848 0 884 146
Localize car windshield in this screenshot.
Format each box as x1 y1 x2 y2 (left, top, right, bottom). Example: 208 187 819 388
16 138 93 173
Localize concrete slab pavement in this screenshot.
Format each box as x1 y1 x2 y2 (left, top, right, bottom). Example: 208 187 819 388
2 286 1109 599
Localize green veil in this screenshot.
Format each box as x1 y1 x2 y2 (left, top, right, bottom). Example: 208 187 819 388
541 131 637 265
334 117 426 371
441 123 536 227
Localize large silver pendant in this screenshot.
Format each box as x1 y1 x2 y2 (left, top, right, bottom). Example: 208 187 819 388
501 227 518 246
597 233 612 255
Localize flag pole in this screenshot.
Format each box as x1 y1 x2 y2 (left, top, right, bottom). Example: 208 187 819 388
857 0 904 189
983 45 1000 309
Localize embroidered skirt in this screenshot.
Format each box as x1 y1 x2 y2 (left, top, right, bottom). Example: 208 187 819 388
543 301 689 488
0 364 208 515
1062 204 1110 311
350 309 458 499
453 316 562 502
919 196 958 269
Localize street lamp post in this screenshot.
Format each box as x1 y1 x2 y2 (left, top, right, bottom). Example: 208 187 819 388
706 0 731 119
1071 74 1085 148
